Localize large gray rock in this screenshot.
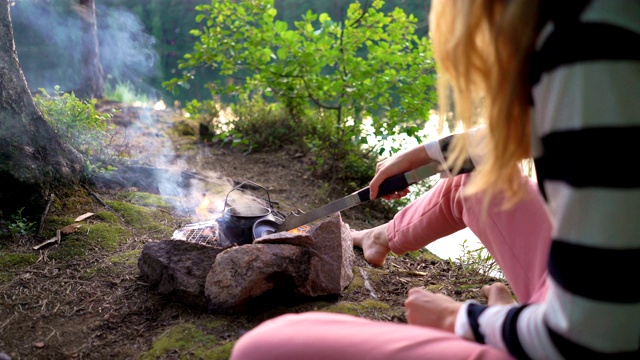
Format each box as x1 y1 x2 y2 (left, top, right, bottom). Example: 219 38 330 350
137 240 224 308
138 213 354 313
204 243 310 313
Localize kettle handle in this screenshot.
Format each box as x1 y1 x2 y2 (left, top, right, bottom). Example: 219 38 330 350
222 181 275 213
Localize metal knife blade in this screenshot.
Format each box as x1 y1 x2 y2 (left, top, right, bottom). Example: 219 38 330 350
277 162 441 232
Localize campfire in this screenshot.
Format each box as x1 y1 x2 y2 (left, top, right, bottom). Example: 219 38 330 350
171 219 310 247
141 218 353 314
171 180 309 247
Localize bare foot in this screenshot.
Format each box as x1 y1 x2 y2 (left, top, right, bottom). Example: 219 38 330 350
351 224 391 267
481 283 516 305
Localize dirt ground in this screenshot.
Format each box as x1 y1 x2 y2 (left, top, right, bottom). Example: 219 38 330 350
0 102 507 359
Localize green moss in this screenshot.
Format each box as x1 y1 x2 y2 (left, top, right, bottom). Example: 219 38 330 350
0 252 38 269
363 267 386 282
95 211 119 224
205 341 235 360
140 323 233 360
321 299 390 316
47 237 87 261
202 319 229 330
42 216 76 238
51 194 93 214
358 299 391 310
109 250 141 266
86 223 126 251
405 248 441 262
43 222 129 262
344 267 364 293
319 302 360 316
123 192 172 209
106 200 152 227
106 200 173 235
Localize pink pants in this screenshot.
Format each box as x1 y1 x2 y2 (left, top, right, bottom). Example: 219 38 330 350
231 173 552 360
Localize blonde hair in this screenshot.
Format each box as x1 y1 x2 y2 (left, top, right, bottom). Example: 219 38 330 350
429 0 541 207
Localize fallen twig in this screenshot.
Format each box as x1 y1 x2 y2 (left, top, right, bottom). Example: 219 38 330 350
37 193 55 236
82 184 106 206
399 270 428 276
32 228 72 250
82 184 125 221
33 237 58 251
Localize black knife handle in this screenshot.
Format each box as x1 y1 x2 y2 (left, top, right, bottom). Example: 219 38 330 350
356 172 410 202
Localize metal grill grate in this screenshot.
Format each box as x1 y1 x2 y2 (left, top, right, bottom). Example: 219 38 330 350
171 220 219 246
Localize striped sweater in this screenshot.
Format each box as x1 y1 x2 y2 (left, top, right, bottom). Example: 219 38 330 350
427 1 640 358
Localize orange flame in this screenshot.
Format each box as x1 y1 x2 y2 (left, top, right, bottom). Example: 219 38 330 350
288 225 310 234
196 194 212 220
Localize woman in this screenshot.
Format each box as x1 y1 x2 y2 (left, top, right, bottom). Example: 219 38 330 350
231 0 640 358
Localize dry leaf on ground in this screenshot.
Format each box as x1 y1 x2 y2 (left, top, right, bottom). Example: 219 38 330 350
60 223 82 234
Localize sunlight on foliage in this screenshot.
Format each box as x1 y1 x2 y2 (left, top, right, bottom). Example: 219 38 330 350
34 86 120 175
104 80 150 105
164 0 437 188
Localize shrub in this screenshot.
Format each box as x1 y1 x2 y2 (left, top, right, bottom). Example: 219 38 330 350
34 85 119 175
7 207 36 236
227 96 309 153
451 239 504 280
164 0 437 184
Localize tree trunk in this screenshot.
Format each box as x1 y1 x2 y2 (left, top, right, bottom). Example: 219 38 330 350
74 0 104 99
0 0 83 221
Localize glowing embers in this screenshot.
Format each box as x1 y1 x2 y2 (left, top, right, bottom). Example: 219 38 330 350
288 225 310 234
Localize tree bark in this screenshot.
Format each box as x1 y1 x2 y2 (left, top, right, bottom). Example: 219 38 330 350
0 0 83 221
74 0 104 99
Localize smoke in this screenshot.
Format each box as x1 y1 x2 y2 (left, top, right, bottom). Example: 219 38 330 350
96 5 159 97
10 1 157 95
9 1 265 222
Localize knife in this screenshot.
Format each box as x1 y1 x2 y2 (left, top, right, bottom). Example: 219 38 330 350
277 162 442 232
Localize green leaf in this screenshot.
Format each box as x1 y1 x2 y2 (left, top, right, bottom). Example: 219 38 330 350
319 13 331 24
275 20 288 33
277 47 288 60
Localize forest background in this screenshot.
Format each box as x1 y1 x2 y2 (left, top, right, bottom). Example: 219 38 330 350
12 0 442 194
12 0 431 105
10 0 486 260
